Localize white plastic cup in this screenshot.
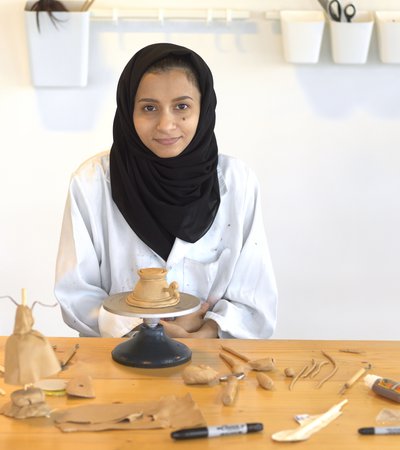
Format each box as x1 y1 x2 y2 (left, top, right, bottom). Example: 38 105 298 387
24 1 90 87
375 11 400 63
280 11 325 64
329 11 374 64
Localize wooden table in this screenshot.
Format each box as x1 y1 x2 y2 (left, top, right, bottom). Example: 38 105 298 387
1 337 400 449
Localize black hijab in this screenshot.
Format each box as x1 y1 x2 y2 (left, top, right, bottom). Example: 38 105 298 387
110 43 220 261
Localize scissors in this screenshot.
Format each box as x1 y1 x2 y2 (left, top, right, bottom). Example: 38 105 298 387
328 0 356 23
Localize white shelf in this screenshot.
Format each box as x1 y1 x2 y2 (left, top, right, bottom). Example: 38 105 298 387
90 8 250 23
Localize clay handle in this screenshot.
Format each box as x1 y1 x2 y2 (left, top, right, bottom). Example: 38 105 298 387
167 281 180 300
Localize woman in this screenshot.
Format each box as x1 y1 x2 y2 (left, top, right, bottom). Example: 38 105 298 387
55 43 277 339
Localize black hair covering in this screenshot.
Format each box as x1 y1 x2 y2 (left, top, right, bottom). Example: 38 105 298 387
110 43 220 261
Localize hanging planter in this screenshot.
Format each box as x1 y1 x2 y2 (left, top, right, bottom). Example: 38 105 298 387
24 1 92 87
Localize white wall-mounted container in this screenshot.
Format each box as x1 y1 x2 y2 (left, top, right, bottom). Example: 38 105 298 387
24 1 90 87
280 10 325 64
329 11 374 64
375 11 400 64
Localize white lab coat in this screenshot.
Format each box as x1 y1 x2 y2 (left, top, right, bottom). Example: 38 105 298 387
55 151 277 339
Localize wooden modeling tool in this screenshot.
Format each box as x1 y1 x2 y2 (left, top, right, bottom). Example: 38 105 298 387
219 352 247 375
221 375 239 406
81 0 95 11
21 288 27 306
61 344 80 369
220 345 275 371
338 367 367 395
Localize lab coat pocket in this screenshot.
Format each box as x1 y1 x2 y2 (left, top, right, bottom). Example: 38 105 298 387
183 248 232 303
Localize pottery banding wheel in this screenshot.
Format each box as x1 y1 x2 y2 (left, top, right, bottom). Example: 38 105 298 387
103 291 200 319
103 292 201 368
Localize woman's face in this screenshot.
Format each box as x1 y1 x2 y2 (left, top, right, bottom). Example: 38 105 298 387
133 69 201 158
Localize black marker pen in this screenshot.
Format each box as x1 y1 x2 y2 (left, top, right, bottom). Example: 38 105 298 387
171 423 263 440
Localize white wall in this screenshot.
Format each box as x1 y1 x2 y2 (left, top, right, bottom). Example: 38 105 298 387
1 0 399 339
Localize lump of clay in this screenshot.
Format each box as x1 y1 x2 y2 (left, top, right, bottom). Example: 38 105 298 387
182 364 219 385
256 372 275 390
284 367 296 377
248 357 276 372
221 376 239 406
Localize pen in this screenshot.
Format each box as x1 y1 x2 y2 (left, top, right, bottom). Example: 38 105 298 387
171 422 263 440
358 427 400 435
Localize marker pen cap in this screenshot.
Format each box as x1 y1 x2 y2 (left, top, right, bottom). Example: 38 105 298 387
358 427 374 435
171 428 207 440
247 423 264 432
364 374 380 388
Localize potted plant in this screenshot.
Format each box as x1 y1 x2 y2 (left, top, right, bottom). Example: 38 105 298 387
24 0 92 87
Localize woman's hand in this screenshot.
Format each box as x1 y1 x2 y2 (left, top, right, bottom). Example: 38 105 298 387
160 303 218 338
161 319 218 338
169 302 210 333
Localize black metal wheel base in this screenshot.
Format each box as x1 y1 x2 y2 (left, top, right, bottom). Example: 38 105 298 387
111 323 192 368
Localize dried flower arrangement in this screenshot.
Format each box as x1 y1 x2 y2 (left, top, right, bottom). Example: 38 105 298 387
30 0 69 32
29 1 94 31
